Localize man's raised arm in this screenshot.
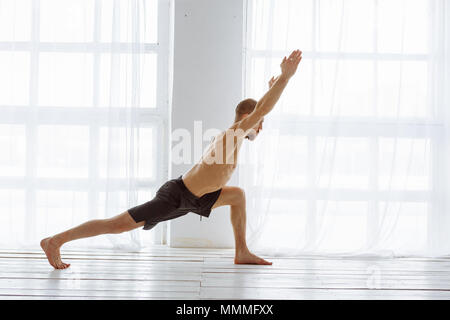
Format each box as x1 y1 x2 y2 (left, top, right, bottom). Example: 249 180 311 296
234 49 302 133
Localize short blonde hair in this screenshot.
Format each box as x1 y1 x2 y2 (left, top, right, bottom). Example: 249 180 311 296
234 98 257 122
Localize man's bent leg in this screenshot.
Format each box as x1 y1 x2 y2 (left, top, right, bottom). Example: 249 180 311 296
212 186 272 265
40 211 145 269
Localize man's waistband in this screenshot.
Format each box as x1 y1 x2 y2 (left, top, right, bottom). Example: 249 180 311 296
175 175 200 200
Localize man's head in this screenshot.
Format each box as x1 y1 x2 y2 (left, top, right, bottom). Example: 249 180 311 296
234 98 264 141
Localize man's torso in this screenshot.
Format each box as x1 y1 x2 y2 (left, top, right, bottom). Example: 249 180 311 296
182 130 244 197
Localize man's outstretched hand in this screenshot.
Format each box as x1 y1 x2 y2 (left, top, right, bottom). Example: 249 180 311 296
280 49 302 80
246 49 302 123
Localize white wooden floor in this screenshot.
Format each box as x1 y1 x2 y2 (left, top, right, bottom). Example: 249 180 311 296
1 246 450 300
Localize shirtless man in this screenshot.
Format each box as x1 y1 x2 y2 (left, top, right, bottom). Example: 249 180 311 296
40 49 302 269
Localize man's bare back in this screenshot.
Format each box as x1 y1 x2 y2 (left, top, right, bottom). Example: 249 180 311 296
183 129 245 197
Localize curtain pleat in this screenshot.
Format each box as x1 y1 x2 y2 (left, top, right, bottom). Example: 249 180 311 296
242 0 450 257
0 0 163 250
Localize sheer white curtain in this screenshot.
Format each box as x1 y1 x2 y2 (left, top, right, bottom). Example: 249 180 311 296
241 0 450 257
0 0 169 250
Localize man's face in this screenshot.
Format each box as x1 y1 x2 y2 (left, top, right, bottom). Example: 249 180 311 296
246 118 264 141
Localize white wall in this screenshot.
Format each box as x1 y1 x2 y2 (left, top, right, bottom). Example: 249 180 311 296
168 0 244 248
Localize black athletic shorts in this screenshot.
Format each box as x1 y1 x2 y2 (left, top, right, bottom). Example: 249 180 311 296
128 176 222 230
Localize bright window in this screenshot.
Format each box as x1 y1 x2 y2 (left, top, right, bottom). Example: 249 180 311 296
243 0 446 254
0 0 169 247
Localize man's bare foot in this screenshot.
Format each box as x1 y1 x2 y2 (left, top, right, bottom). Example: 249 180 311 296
40 237 70 269
234 250 272 265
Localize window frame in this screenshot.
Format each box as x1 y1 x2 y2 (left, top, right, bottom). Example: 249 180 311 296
243 0 444 248
0 0 171 244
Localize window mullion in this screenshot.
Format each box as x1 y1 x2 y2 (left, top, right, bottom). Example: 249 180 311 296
88 0 101 219
154 0 171 245
24 0 41 244
368 0 380 249
306 0 318 248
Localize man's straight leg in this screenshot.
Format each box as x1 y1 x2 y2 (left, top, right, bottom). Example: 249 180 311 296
40 211 145 269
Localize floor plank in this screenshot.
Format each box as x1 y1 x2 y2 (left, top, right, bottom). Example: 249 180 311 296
199 287 450 300
0 247 449 299
0 288 199 299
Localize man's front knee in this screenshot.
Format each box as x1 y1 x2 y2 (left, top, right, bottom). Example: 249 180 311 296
231 187 246 206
